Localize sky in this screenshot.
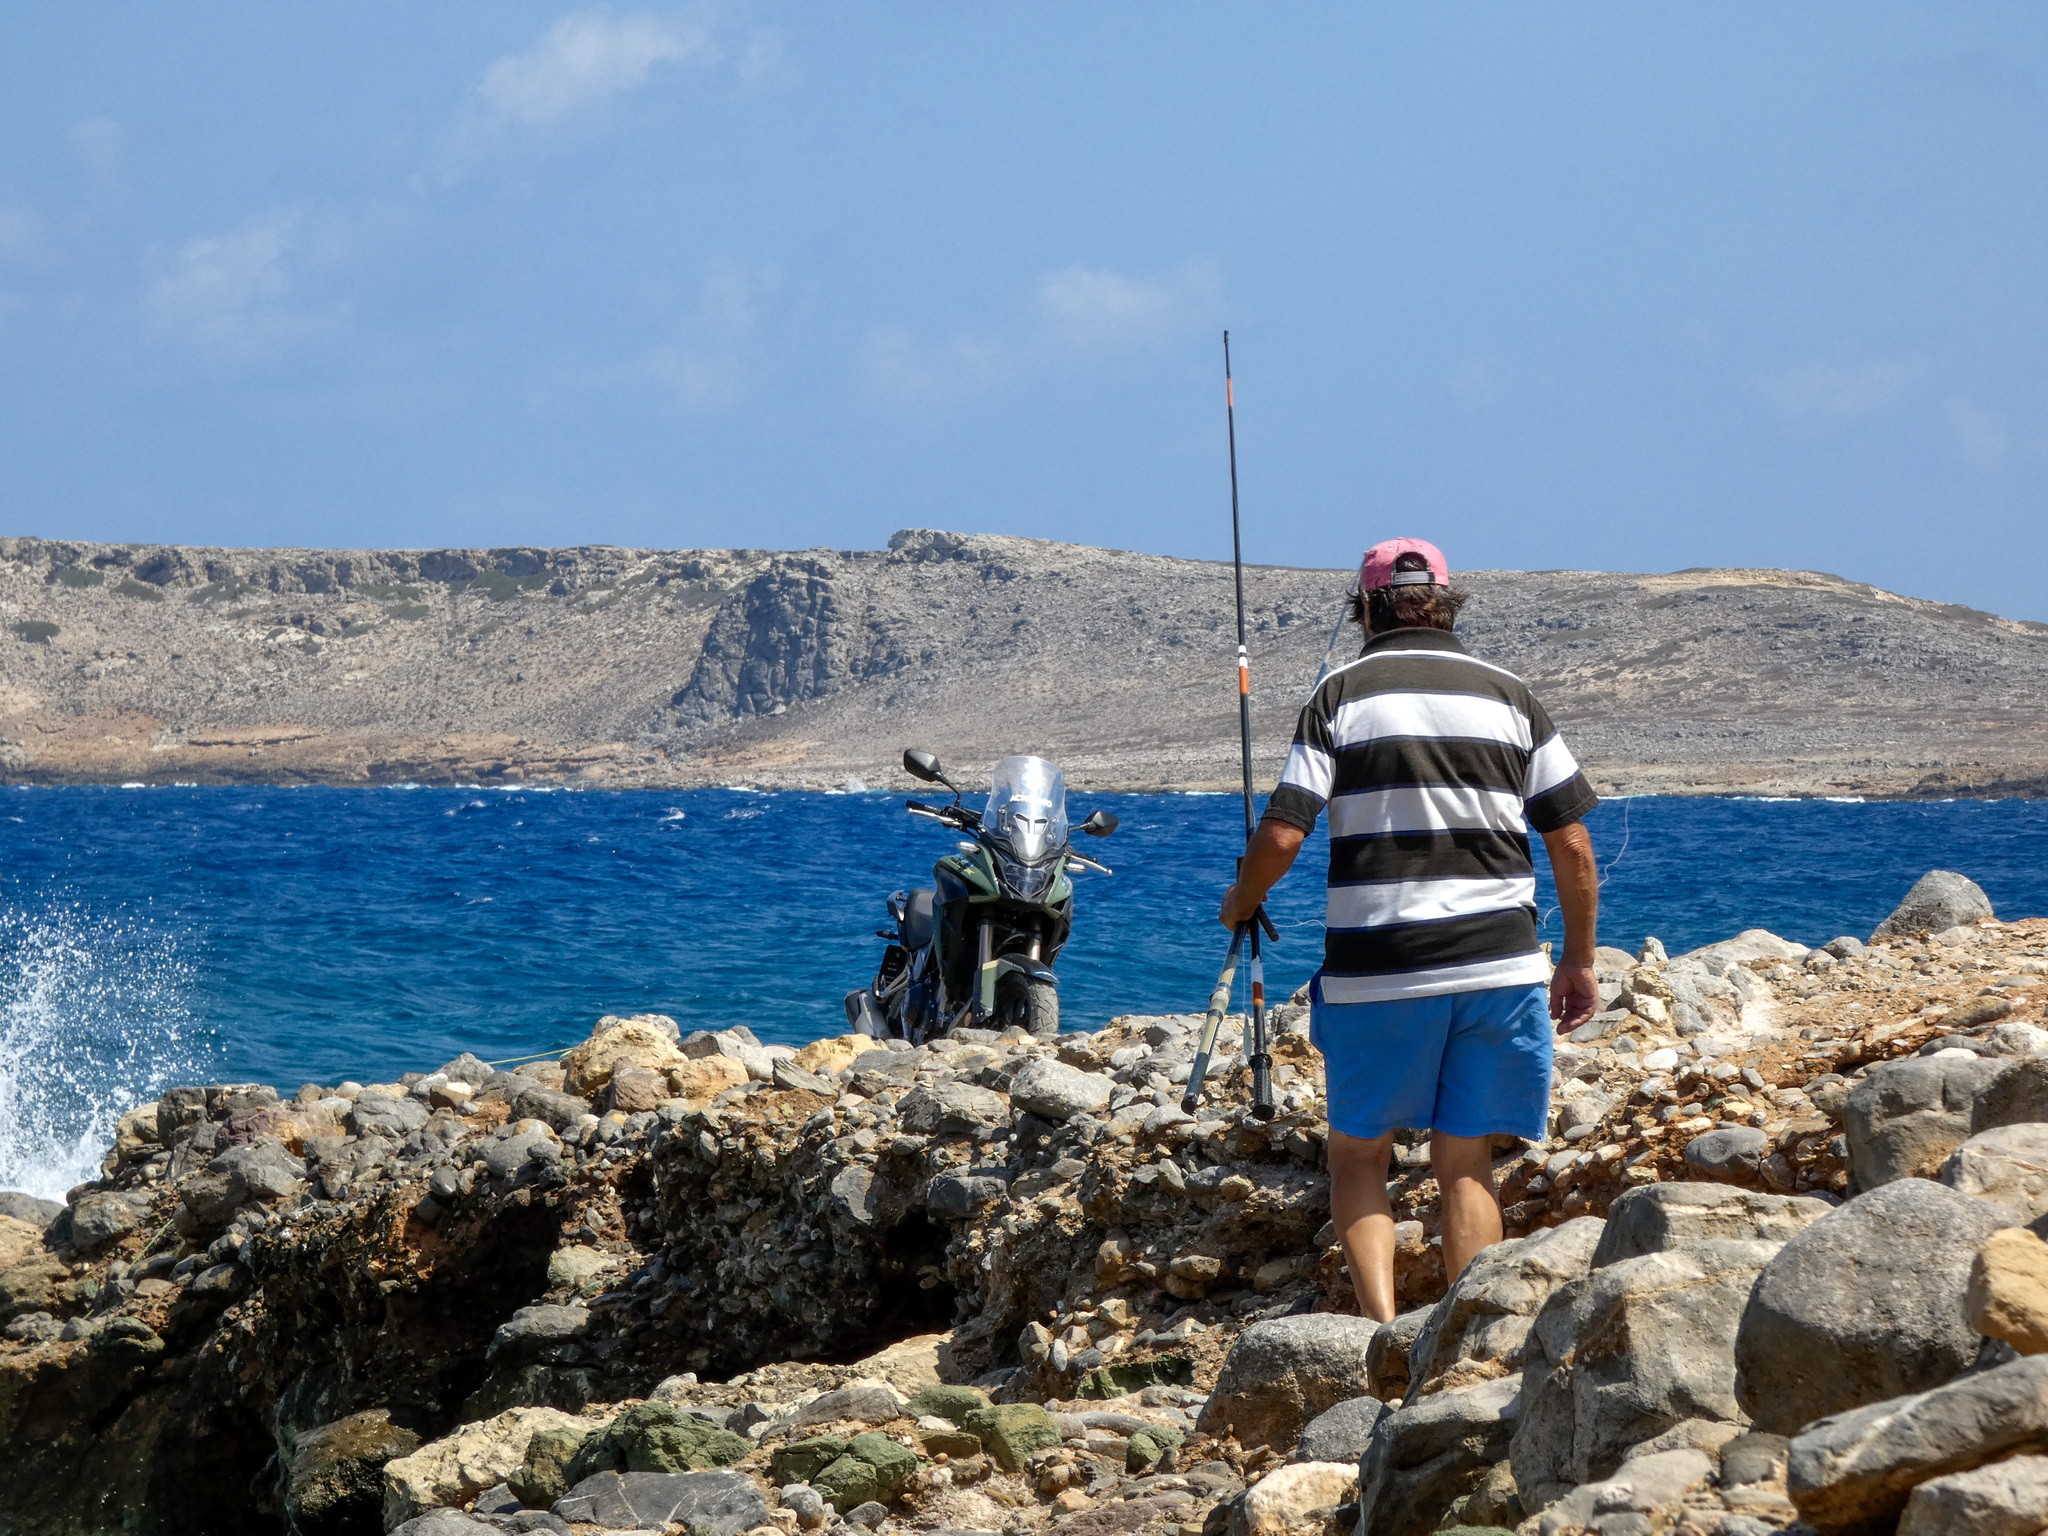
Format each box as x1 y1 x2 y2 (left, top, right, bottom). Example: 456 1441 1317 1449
1 4 2044 618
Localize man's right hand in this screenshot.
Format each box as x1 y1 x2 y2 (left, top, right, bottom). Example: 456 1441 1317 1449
1218 883 1256 931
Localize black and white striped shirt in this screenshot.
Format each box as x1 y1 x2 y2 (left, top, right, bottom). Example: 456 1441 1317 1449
1262 627 1599 1005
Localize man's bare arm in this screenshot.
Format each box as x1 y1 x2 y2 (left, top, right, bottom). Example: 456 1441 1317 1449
1541 819 1599 1031
1219 819 1306 929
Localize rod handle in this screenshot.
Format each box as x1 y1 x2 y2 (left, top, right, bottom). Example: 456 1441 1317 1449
1249 1053 1276 1120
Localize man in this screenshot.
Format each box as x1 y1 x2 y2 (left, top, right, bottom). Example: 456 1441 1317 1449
1219 537 1601 1322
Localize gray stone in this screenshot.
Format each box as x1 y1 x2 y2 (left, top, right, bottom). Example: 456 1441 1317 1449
1823 936 1868 960
1198 1312 1380 1451
926 1172 1009 1219
1366 1308 1430 1402
1355 1373 1521 1536
1735 1178 2009 1435
348 1091 430 1139
1590 1183 1832 1267
897 1083 1010 1136
66 1191 150 1252
772 1059 835 1096
1940 1123 2048 1223
216 1137 308 1201
827 1168 883 1229
1845 1055 2005 1188
436 1053 499 1086
1898 1452 2048 1536
1976 1057 2048 1136
1678 929 1809 974
488 1305 591 1364
1717 1431 1788 1489
552 1469 768 1533
844 1501 890 1528
1786 1355 2048 1533
1293 1397 1387 1464
390 1511 499 1536
480 1132 558 1181
1531 1447 1713 1536
1512 1240 1778 1496
512 1084 593 1132
1407 1218 1605 1395
1683 1126 1769 1183
1006 1058 1112 1121
779 1485 827 1528
0 1192 61 1227
792 1384 907 1427
287 1408 422 1536
1871 870 1994 942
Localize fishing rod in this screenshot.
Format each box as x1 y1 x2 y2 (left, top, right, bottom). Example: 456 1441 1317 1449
1183 331 1279 1122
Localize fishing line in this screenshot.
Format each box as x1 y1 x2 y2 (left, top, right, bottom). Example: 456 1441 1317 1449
1538 793 1634 934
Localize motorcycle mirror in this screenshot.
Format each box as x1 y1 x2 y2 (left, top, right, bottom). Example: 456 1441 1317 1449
1081 810 1119 837
902 749 945 784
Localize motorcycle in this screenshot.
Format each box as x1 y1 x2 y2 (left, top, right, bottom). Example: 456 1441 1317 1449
844 748 1118 1041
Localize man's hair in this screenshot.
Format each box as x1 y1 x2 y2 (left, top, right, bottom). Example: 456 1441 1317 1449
1349 552 1470 635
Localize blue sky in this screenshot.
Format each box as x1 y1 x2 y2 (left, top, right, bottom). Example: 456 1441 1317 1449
1 5 2043 617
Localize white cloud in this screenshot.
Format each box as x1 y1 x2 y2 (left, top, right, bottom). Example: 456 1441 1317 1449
146 214 317 361
1948 397 2009 470
477 10 713 127
1758 361 1913 419
868 260 1219 401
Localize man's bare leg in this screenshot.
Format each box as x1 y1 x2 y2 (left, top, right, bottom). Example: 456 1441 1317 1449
1328 1129 1398 1323
1431 1131 1504 1285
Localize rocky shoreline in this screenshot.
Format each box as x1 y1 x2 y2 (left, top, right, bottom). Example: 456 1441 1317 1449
6 871 2048 1536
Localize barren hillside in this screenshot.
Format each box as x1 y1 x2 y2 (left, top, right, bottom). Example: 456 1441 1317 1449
3 529 2045 797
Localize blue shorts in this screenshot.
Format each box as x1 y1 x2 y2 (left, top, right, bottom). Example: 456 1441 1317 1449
1309 976 1553 1142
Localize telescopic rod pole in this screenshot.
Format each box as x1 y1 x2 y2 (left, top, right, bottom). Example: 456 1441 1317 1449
1225 331 1277 1121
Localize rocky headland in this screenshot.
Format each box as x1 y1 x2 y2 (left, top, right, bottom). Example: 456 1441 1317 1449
5 531 2048 797
6 871 2048 1536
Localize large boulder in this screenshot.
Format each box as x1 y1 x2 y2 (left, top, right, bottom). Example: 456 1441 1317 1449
1897 1452 2048 1536
1366 1307 1430 1402
1405 1218 1604 1396
1975 1057 2048 1136
382 1406 591 1527
1512 1240 1779 1503
1678 929 1809 974
1294 1398 1387 1464
1844 1056 2005 1188
1870 870 1994 942
552 1468 767 1533
1198 1313 1379 1452
1590 1183 1832 1267
286 1409 422 1536
1354 1373 1520 1536
1223 1462 1358 1536
1735 1179 2009 1434
1007 1059 1112 1122
1940 1123 2048 1223
559 1019 687 1096
1969 1227 2048 1357
1786 1355 2048 1533
563 1404 750 1480
66 1191 150 1253
896 1083 1010 1136
1527 1445 1715 1536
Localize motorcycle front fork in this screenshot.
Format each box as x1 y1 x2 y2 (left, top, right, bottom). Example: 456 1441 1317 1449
971 919 1043 1026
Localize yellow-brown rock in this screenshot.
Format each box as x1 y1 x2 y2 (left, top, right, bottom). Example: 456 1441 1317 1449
0 1215 43 1273
559 1020 688 1096
792 1034 868 1078
665 1054 750 1105
1967 1226 2048 1356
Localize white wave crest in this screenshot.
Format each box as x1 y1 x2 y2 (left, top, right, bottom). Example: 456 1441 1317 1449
0 904 210 1201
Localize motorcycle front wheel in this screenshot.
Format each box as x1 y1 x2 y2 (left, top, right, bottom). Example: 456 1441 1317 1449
996 974 1059 1039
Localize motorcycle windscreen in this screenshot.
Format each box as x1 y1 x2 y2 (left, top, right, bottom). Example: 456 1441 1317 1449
985 755 1068 865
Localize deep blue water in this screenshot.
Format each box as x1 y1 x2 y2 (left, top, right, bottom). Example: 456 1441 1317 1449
4 783 2047 1197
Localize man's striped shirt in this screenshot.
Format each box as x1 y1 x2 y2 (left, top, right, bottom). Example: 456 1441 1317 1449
1262 627 1599 1005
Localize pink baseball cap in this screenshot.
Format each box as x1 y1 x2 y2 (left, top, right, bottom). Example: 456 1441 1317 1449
1359 537 1449 592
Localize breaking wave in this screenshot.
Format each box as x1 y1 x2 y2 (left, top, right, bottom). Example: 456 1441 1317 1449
0 902 210 1201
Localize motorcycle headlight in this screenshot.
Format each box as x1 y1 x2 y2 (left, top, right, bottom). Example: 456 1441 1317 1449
999 854 1054 901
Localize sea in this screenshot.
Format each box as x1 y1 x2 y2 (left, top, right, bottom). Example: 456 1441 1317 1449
4 783 2047 1201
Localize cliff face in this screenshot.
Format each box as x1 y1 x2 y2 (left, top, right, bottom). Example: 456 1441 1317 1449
4 529 2048 795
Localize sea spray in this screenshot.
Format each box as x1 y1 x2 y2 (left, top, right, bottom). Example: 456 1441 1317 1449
0 902 209 1200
